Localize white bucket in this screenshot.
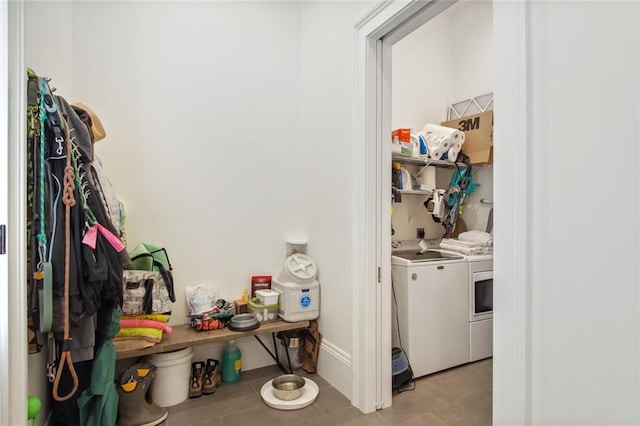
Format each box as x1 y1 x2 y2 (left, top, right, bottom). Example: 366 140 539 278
146 347 194 407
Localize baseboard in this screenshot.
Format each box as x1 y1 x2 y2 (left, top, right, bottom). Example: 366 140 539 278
317 338 352 400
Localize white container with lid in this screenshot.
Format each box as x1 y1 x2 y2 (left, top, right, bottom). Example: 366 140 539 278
273 253 320 322
255 289 280 305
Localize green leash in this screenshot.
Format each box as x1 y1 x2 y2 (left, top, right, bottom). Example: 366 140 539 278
34 77 54 333
36 263 52 332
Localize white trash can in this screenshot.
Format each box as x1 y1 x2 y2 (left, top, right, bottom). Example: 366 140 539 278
146 347 194 407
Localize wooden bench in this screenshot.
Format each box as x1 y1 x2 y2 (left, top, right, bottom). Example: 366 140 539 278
116 319 310 372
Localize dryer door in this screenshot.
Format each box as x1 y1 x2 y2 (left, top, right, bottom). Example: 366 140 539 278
471 270 493 321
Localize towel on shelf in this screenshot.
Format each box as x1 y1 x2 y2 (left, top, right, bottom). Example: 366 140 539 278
457 230 493 246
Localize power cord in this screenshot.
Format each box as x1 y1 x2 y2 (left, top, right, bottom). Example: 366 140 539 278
392 278 416 393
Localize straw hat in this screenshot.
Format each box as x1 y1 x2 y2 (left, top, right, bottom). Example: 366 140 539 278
71 102 106 143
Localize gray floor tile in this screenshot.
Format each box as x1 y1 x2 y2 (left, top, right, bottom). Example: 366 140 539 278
402 412 451 426
160 359 492 426
220 403 326 426
313 386 353 414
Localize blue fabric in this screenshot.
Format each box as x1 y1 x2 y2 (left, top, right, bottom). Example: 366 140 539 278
448 169 479 207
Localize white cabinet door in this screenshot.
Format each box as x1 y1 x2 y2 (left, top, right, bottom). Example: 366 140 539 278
402 262 470 377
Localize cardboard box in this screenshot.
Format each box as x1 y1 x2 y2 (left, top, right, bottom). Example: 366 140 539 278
234 299 248 314
391 128 411 143
441 111 493 164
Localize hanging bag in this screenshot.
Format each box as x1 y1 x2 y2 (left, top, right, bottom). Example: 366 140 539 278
122 243 176 315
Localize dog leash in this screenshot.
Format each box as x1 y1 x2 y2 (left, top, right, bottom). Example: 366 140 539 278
51 112 79 402
34 78 54 333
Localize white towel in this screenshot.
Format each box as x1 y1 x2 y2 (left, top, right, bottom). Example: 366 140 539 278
439 242 488 256
441 238 482 248
458 230 493 247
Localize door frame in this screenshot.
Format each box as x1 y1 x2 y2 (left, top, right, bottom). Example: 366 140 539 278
352 0 531 421
1 0 28 424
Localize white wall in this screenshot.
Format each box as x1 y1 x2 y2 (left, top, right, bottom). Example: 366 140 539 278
298 1 375 394
69 2 303 329
25 0 374 403
525 2 639 423
25 1 73 96
391 9 453 131
391 1 493 240
450 1 493 103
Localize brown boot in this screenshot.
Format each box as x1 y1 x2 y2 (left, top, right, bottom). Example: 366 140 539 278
203 359 222 395
189 361 205 398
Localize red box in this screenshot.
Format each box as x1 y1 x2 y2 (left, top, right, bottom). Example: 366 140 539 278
391 128 411 143
251 275 272 298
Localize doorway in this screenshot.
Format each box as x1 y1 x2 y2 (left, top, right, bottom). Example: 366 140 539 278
353 0 529 421
387 0 495 415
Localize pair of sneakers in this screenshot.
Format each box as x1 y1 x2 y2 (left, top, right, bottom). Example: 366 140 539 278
190 359 222 398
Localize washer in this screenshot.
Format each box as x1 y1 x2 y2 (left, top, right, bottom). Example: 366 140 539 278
391 243 470 378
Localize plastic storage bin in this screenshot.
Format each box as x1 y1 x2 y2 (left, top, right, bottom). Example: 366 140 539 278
247 299 279 323
272 253 320 321
255 289 279 305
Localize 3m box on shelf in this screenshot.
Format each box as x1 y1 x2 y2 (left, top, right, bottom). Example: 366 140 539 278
441 111 493 165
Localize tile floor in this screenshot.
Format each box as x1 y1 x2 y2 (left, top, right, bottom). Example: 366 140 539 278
160 358 492 426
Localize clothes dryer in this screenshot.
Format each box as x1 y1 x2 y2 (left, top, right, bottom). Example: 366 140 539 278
436 249 493 362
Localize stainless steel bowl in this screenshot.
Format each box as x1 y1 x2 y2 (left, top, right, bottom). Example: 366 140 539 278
271 374 305 401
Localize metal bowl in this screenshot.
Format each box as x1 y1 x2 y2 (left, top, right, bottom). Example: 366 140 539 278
271 374 305 401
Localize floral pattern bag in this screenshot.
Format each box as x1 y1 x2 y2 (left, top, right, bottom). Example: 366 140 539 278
122 270 173 315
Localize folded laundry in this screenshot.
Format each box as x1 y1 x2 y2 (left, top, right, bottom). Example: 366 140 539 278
113 337 158 353
440 238 493 252
439 242 490 256
440 238 483 248
116 327 164 341
120 319 173 334
121 314 170 323
457 230 493 246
